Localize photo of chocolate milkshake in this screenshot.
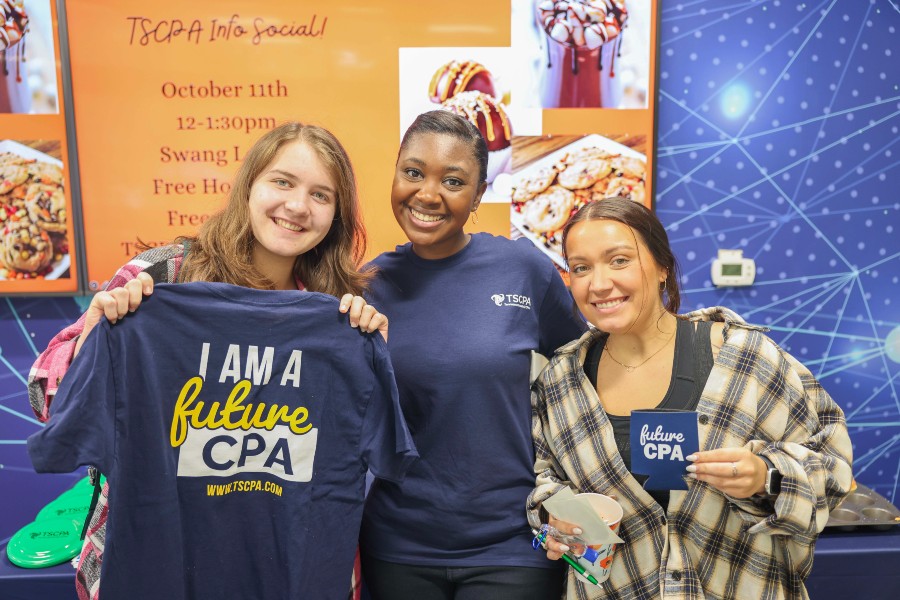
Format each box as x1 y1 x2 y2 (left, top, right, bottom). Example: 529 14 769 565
0 0 31 113
0 0 58 114
534 0 629 108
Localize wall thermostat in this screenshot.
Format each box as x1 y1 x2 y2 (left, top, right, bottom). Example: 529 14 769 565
711 249 755 287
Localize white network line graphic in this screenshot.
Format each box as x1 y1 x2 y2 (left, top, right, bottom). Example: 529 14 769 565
655 0 900 501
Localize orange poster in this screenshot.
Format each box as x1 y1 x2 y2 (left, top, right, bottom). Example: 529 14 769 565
64 0 658 290
63 0 511 290
0 0 79 294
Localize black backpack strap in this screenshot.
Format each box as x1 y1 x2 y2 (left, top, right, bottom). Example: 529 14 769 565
689 321 714 410
81 467 103 540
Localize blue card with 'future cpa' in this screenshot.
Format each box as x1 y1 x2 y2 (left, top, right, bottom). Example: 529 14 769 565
630 410 699 491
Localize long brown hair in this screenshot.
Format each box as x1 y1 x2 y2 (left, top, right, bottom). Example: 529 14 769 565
562 197 681 314
177 122 370 296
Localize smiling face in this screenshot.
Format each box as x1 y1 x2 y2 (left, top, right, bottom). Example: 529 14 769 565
391 132 487 260
248 140 337 285
565 218 668 335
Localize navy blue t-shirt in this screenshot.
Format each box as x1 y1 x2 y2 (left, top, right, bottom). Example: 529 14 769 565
360 233 586 568
28 282 417 600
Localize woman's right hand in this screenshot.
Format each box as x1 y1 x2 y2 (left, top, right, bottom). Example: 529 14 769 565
339 293 389 342
544 515 585 560
73 272 154 357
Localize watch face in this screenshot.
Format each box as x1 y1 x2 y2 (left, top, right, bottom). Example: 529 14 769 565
766 468 782 495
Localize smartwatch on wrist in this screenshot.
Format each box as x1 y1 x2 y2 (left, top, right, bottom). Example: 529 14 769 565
761 457 782 496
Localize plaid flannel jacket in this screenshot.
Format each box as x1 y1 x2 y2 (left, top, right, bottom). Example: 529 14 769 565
26 245 364 600
527 307 853 600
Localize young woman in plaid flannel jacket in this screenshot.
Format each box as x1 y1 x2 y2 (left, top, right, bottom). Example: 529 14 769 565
27 121 387 600
529 198 853 600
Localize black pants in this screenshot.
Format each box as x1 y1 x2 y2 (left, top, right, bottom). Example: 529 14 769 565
361 554 565 600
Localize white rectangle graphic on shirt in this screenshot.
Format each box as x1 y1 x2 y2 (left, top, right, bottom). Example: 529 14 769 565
176 425 318 483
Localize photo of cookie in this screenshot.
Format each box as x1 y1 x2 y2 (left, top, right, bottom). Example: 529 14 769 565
522 185 576 233
1 218 52 273
24 182 66 233
609 155 645 179
0 151 28 165
602 176 645 204
556 158 612 190
510 133 647 268
28 160 63 185
512 165 557 202
0 139 69 281
0 163 29 194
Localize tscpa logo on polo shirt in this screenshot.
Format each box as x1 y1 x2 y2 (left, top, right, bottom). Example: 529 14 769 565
490 293 532 309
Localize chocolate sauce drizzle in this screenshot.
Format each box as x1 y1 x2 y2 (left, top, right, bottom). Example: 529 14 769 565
2 12 28 80
539 0 628 76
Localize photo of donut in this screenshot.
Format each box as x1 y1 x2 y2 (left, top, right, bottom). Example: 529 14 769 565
0 139 69 280
508 133 647 268
398 47 542 203
428 59 498 104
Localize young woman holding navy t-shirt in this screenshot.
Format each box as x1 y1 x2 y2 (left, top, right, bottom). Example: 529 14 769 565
359 110 586 599
27 121 390 599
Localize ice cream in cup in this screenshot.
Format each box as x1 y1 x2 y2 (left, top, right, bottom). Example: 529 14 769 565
542 487 624 584
571 493 623 584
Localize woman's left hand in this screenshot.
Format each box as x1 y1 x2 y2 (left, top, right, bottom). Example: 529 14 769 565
686 448 768 499
339 294 388 342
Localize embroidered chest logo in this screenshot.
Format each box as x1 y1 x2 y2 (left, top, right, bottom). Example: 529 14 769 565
491 293 532 310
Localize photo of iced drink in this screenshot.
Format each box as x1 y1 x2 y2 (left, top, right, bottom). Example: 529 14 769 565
0 0 31 113
534 0 629 108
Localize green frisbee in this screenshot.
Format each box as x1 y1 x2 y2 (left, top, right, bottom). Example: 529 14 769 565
49 486 94 506
6 517 83 568
36 492 92 523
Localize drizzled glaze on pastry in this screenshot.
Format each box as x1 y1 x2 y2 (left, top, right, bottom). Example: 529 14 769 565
442 91 512 152
536 0 628 75
429 60 496 103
